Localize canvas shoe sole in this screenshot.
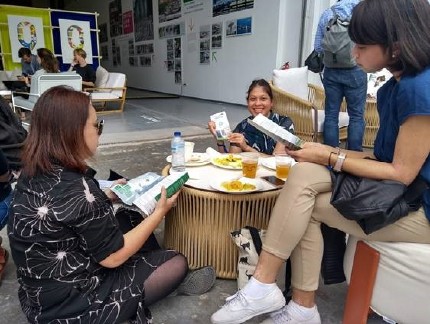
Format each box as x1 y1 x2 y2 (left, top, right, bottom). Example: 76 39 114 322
211 287 285 324
259 303 321 324
176 265 216 296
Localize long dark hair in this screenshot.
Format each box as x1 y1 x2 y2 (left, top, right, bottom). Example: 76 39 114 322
37 48 59 73
348 0 430 75
246 79 273 101
21 86 92 176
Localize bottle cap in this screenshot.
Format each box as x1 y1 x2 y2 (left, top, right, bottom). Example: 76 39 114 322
174 131 181 136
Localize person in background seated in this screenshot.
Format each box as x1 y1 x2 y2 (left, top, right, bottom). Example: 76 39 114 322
211 0 430 323
208 79 294 155
8 86 215 323
69 48 96 89
19 48 59 87
0 149 12 283
17 47 40 76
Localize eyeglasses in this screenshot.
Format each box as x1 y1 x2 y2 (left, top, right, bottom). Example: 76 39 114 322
94 119 104 136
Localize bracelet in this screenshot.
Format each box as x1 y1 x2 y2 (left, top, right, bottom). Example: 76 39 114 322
336 147 341 155
333 152 346 172
328 152 336 167
216 141 228 153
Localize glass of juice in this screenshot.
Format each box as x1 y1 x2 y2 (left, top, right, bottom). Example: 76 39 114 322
275 153 293 180
241 152 259 178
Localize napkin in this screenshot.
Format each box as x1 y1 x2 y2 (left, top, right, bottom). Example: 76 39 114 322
206 147 222 158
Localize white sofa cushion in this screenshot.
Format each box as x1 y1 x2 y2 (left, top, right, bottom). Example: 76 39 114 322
105 73 126 97
344 236 430 323
272 67 309 101
314 111 349 132
95 66 109 88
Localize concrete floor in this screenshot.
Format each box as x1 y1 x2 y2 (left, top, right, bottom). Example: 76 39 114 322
0 96 386 323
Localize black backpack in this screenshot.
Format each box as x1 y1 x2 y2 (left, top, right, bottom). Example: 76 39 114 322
0 95 27 170
322 8 356 68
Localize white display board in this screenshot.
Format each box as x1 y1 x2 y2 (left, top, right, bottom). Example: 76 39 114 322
59 18 93 64
7 15 46 63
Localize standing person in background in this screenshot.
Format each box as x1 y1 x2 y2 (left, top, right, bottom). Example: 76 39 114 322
314 0 367 151
18 47 40 76
69 48 96 89
208 79 294 155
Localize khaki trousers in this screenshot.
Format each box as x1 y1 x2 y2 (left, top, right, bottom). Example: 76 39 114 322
263 162 430 291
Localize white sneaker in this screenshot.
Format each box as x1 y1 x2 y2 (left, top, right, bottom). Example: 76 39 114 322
211 288 285 324
260 302 321 324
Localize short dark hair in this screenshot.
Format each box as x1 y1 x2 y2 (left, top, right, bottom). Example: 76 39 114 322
246 79 273 101
348 0 430 75
18 47 31 58
22 86 92 177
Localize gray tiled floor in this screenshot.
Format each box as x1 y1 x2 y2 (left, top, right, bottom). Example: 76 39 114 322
0 95 387 323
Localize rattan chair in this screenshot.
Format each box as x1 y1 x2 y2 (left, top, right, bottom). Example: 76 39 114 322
363 98 379 148
270 82 348 143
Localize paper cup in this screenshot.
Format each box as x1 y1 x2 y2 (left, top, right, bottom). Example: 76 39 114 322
185 141 195 162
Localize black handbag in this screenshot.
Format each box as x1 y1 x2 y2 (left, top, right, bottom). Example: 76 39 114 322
330 171 428 234
304 50 324 73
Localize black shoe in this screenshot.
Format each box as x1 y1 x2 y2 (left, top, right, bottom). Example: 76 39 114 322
176 266 216 296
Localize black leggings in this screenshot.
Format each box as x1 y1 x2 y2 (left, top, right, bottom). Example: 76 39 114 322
113 208 189 323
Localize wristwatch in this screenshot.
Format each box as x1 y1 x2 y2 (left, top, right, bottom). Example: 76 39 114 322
333 152 346 172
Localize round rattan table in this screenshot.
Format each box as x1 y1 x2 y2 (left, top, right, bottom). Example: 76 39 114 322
162 165 282 279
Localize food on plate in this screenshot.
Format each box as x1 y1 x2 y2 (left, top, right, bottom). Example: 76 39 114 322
213 154 242 168
221 180 256 192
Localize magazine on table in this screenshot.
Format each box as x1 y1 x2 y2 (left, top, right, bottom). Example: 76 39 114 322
111 171 189 215
248 114 305 150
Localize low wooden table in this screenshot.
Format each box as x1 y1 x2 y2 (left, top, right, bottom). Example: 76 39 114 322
162 161 282 279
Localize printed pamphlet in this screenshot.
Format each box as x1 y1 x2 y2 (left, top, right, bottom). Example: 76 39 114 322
248 114 305 150
210 111 232 140
112 172 189 215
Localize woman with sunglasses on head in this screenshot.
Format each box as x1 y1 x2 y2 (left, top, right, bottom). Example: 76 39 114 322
211 0 430 323
8 86 191 323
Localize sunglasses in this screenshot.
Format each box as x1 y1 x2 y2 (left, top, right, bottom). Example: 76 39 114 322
94 119 104 136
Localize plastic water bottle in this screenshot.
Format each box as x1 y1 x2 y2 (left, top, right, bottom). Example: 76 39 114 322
171 131 185 172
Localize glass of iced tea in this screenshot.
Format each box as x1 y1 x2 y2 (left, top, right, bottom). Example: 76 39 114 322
241 152 259 178
275 153 293 180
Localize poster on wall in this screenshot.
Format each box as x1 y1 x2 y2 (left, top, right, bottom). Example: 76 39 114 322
211 22 222 49
123 11 134 34
99 23 108 43
101 45 109 60
109 0 123 37
159 22 185 39
134 0 154 42
159 0 181 23
226 17 252 37
199 25 210 64
7 15 46 63
59 19 93 64
213 0 254 17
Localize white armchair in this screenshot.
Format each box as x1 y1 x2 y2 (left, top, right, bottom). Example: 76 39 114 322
12 72 82 122
85 66 127 114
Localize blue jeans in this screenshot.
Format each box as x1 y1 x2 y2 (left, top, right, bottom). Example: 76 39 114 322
323 67 367 151
0 191 12 230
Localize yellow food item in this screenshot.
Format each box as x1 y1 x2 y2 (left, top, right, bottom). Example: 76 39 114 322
214 154 242 168
221 180 256 192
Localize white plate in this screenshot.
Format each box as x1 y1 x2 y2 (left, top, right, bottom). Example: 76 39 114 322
210 177 262 194
210 154 242 170
166 153 210 167
261 156 297 170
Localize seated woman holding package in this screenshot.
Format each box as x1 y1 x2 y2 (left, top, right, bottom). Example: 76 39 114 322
208 79 294 155
8 86 214 324
211 0 430 323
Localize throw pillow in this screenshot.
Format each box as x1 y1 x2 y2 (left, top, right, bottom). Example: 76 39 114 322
272 66 309 101
95 65 109 88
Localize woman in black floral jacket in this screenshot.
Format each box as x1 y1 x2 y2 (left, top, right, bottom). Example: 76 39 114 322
8 86 188 323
